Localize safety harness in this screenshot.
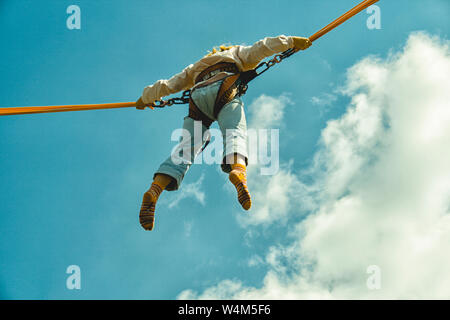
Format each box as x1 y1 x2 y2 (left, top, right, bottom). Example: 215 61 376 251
149 47 297 125
188 62 241 128
163 48 296 152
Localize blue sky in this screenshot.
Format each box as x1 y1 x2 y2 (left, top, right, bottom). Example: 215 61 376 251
0 0 448 299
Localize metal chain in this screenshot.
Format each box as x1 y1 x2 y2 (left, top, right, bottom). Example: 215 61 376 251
150 89 191 108
147 47 297 109
237 47 297 95
253 48 297 77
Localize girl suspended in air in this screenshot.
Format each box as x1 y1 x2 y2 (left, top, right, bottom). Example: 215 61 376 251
135 35 312 231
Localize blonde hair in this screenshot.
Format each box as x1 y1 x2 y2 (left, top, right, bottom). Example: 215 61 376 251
204 45 237 57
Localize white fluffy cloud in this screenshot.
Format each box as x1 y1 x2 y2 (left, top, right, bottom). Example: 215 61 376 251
178 32 450 299
237 93 313 227
247 94 292 129
163 173 206 209
311 93 338 116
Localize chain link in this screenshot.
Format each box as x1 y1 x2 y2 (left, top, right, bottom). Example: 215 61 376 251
253 48 296 77
149 90 191 108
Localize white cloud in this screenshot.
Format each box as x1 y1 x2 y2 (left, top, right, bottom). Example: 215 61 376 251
310 93 337 106
311 93 338 116
237 94 312 227
178 32 450 299
163 173 206 209
239 161 311 227
247 93 292 129
184 220 193 237
247 254 264 267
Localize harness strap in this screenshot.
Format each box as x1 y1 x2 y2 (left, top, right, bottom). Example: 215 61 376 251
195 62 240 84
188 98 214 128
188 63 245 153
188 98 214 152
213 74 241 119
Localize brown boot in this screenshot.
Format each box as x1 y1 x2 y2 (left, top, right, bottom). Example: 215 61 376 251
139 182 163 231
139 174 173 231
229 163 252 210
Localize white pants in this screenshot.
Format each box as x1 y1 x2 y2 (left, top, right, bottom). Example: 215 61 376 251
155 80 248 191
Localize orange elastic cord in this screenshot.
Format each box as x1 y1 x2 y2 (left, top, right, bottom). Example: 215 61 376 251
309 0 380 42
0 102 138 116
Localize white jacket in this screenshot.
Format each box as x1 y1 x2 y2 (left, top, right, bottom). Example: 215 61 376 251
142 35 294 104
